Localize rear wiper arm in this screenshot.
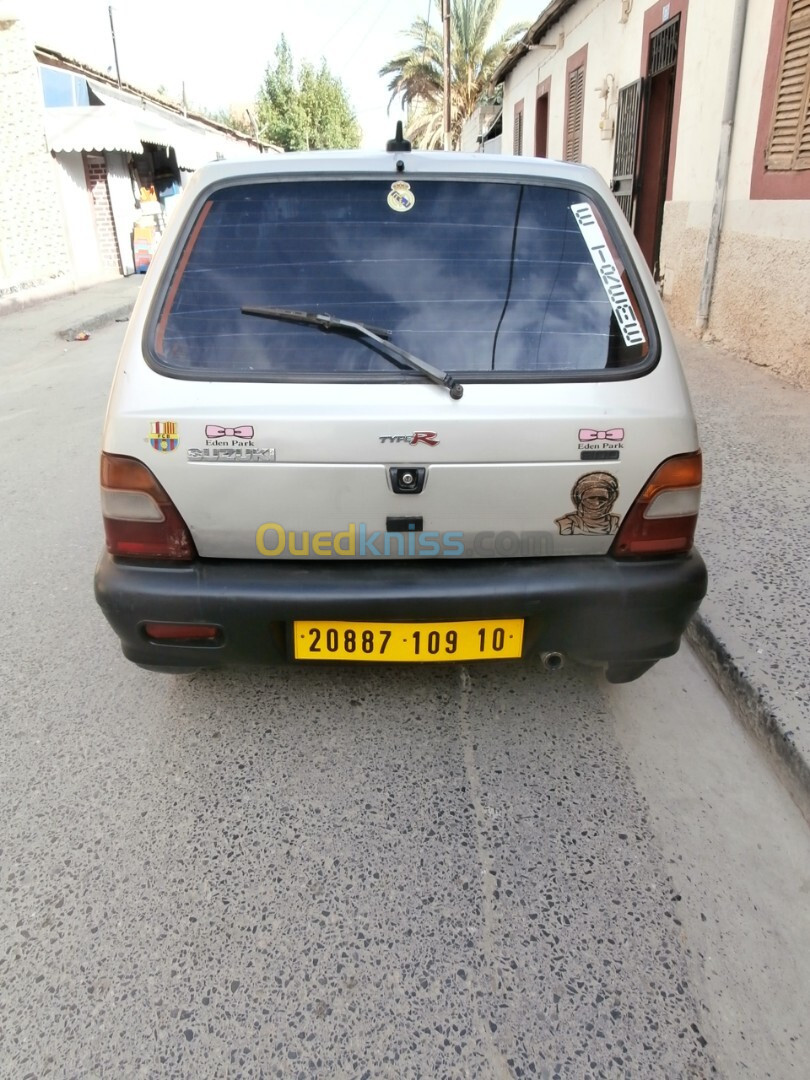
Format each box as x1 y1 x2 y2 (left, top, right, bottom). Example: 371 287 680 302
241 305 464 400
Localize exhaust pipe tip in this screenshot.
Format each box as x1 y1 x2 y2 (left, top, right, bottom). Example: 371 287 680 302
541 651 565 672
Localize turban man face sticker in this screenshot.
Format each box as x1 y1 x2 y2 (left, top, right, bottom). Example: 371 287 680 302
555 472 620 536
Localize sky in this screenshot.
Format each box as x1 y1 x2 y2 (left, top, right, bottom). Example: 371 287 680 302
23 0 548 148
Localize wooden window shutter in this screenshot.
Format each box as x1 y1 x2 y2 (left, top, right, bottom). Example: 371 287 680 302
565 66 585 162
513 101 524 155
767 0 810 170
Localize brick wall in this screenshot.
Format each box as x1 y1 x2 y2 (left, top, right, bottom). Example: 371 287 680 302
0 14 71 297
84 155 122 273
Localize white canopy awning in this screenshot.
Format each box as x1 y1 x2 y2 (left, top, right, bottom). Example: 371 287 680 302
89 83 225 169
44 81 263 168
87 84 176 149
44 106 143 155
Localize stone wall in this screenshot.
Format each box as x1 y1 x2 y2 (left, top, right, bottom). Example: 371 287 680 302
0 11 71 299
660 202 810 388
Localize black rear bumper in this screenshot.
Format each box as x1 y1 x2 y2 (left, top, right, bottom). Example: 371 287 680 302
94 550 707 671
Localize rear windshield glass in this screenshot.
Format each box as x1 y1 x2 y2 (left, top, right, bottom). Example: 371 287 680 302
152 179 651 377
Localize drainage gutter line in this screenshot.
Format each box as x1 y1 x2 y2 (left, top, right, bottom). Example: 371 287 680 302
696 0 750 332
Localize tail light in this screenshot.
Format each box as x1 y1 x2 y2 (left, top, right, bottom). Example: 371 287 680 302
612 451 702 557
100 453 195 560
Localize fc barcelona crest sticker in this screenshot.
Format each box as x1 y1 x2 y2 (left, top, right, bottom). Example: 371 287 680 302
150 420 178 452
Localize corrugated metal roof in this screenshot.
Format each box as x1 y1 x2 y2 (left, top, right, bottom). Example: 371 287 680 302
38 56 279 166
35 45 277 152
491 0 579 86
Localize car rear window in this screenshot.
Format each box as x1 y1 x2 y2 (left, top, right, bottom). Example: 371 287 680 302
151 178 651 378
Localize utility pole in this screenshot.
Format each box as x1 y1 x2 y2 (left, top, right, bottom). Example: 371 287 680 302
442 0 451 150
108 6 122 87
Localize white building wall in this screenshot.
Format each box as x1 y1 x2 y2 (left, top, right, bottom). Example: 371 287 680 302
658 0 810 385
499 0 810 385
667 1 731 206
106 151 136 277
502 0 641 169
501 0 749 200
460 106 502 153
53 151 102 282
460 115 480 153
0 12 71 301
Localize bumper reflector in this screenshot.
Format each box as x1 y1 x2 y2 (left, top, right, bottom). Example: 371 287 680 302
144 623 220 642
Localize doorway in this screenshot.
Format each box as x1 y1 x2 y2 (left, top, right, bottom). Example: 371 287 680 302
635 16 680 277
535 91 549 157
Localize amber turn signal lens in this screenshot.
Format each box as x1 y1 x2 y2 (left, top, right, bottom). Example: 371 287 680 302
638 452 702 502
612 451 702 557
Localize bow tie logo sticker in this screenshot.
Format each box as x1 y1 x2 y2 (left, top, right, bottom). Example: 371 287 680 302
205 424 255 439
578 428 625 442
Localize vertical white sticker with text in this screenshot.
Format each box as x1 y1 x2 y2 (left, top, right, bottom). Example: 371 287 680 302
570 203 646 348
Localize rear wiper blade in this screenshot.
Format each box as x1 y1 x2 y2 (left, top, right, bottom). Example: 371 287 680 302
243 306 394 339
241 305 464 400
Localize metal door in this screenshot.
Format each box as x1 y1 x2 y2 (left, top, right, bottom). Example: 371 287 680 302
610 79 644 223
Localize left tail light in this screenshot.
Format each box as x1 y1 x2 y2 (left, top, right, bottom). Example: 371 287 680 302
100 453 196 560
611 451 702 557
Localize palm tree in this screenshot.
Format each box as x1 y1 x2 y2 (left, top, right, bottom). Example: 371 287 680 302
379 0 528 149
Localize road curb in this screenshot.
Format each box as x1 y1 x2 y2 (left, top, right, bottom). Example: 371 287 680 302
686 614 810 826
59 303 136 342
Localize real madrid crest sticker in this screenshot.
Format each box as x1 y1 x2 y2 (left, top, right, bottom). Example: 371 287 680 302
387 181 415 213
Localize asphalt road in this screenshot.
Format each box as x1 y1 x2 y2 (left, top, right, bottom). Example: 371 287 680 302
1 321 808 1078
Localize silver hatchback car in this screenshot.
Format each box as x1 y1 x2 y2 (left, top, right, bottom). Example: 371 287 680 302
95 146 706 681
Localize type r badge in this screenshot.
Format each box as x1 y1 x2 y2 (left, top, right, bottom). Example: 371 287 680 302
379 431 439 446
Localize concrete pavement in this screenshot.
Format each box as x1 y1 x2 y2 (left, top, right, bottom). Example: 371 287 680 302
2 278 808 821
0 274 142 362
1 312 809 1073
679 334 810 823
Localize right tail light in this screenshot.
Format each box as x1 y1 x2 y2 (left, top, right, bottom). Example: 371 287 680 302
612 451 702 557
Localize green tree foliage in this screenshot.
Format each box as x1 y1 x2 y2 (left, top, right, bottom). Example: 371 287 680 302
198 105 254 136
257 36 361 151
379 0 527 149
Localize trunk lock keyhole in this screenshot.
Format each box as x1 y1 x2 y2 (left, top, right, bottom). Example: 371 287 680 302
390 467 426 494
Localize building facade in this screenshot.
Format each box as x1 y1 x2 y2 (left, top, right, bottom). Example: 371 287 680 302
0 9 275 309
0 10 72 302
495 0 810 386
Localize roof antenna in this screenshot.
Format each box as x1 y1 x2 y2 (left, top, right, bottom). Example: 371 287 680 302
386 121 412 152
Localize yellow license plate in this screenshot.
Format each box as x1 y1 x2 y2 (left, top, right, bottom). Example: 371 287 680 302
293 619 524 662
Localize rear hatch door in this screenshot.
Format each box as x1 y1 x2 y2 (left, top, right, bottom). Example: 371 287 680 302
108 163 696 558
